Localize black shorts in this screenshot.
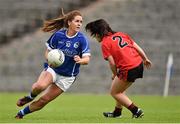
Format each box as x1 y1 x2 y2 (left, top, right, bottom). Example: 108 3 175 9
117 62 144 82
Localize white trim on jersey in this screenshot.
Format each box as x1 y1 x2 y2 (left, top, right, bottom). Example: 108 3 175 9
71 63 77 76
49 34 56 49
45 43 53 50
82 38 89 53
65 30 78 38
82 53 91 57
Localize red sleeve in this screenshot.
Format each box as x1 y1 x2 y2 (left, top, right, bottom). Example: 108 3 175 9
101 40 111 60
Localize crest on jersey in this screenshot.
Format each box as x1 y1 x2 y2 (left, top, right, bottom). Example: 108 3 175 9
66 41 71 47
74 42 79 48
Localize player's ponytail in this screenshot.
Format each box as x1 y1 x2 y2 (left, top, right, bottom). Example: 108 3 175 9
41 8 66 32
42 9 82 33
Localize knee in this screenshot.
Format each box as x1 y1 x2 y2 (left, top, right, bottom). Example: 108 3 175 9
110 90 116 98
32 83 46 91
110 89 121 99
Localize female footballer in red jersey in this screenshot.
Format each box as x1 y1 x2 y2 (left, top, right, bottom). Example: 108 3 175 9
85 19 152 118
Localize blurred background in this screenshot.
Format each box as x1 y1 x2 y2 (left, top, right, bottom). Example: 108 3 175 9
0 0 180 95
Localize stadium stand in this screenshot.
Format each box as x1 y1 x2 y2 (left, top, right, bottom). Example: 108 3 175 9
0 0 96 44
0 0 180 95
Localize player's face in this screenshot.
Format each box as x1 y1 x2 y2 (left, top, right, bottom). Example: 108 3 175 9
95 34 101 43
68 15 83 32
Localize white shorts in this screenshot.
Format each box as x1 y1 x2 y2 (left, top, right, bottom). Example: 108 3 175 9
46 67 76 92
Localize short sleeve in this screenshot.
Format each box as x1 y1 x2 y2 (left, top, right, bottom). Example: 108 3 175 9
45 33 58 50
81 35 91 57
101 41 111 60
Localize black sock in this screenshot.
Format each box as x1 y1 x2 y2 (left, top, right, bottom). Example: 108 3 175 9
128 103 138 115
113 107 122 115
28 92 37 99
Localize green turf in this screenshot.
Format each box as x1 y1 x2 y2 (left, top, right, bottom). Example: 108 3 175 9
0 92 180 123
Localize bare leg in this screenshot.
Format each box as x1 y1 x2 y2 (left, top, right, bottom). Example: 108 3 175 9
15 84 64 119
103 77 131 118
115 100 123 109
110 76 132 108
110 76 144 118
16 70 54 107
29 83 63 112
31 70 54 95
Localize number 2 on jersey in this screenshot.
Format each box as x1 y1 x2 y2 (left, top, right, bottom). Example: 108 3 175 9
112 36 128 48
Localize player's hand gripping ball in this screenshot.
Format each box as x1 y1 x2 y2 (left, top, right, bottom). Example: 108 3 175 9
47 49 65 68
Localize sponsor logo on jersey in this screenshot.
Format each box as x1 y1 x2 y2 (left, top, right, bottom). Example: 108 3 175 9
58 40 64 44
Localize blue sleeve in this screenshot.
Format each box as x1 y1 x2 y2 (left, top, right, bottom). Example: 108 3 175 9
46 33 58 50
81 35 91 55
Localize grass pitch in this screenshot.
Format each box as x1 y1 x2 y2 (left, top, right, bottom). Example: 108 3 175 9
0 92 180 123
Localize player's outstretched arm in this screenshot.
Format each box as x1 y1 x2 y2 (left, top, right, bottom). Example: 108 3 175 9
133 42 152 69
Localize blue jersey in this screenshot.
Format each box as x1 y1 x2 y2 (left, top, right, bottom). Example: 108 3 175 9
46 29 91 77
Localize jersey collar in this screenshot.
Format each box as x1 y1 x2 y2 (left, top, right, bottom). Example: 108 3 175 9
65 30 78 38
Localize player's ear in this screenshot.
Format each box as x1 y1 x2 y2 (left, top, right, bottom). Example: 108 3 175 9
68 20 71 27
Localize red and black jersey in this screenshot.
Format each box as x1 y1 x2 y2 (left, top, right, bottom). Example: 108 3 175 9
101 32 142 71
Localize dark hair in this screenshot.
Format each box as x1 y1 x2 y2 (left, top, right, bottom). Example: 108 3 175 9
42 9 82 32
85 19 116 40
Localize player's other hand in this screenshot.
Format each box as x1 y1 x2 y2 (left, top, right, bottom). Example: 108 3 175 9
144 59 152 69
111 73 116 80
74 55 81 63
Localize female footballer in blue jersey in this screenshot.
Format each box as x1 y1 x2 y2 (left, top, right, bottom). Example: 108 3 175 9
15 9 91 119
